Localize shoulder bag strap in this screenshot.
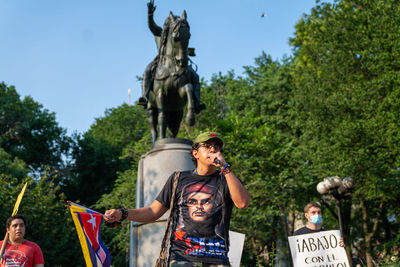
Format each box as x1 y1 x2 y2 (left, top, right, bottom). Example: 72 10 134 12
155 171 180 267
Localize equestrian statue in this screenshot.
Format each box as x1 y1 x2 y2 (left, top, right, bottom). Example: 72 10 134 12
138 0 204 144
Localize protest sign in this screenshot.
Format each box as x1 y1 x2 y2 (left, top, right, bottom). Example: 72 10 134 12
228 231 245 267
288 230 350 267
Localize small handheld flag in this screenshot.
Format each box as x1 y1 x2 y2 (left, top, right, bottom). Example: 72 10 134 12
12 182 28 216
67 201 111 267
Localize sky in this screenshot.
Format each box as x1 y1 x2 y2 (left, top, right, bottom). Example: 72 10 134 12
0 0 318 135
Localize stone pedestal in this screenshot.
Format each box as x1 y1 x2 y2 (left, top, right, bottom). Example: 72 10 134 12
129 138 194 267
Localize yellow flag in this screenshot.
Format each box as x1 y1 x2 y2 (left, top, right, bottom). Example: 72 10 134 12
12 182 28 216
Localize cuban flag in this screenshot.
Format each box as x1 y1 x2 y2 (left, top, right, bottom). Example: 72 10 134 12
68 202 111 267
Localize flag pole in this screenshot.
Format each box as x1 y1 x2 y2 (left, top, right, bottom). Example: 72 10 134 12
0 233 9 260
0 182 28 259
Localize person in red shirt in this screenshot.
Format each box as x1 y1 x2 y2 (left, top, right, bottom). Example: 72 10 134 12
0 215 44 267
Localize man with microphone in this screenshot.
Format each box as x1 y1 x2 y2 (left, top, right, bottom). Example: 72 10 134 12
105 132 250 266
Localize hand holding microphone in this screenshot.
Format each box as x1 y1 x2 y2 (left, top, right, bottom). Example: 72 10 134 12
214 158 222 165
213 156 225 167
214 156 232 175
213 155 227 167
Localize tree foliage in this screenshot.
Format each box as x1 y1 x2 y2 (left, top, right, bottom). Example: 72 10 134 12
0 83 82 266
65 104 151 265
0 82 71 174
95 134 152 267
64 104 148 205
290 0 400 265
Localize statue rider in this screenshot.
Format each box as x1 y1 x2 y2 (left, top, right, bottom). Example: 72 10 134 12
138 0 204 113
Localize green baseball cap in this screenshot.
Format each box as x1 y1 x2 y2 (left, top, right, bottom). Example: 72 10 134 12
193 132 223 147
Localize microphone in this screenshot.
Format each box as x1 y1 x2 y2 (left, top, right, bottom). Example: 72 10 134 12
214 158 221 165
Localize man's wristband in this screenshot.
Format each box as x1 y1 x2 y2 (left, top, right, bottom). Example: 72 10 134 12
119 208 128 221
105 208 127 228
221 163 232 175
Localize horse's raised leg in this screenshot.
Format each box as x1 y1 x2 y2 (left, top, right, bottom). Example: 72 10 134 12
181 83 195 126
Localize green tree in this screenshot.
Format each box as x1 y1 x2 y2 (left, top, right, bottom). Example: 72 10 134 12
0 148 27 182
65 104 148 205
0 168 84 266
0 149 29 227
63 103 151 265
290 0 400 265
95 134 152 266
24 174 84 266
0 82 83 266
0 82 71 174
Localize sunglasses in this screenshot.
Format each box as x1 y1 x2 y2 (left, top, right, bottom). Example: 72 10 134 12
197 143 221 151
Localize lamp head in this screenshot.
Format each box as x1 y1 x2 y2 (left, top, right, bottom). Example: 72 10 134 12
330 176 342 188
342 177 354 189
317 181 329 194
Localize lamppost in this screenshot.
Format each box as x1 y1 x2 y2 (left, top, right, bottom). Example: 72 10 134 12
316 176 354 237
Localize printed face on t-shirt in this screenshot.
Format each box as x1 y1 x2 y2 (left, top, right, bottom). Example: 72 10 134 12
187 192 213 222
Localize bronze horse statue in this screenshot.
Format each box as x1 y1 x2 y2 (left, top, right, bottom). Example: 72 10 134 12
145 10 198 144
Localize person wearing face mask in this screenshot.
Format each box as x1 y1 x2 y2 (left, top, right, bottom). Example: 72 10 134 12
293 202 324 235
293 202 344 247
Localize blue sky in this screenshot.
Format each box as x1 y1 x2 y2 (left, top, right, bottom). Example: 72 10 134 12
0 0 318 135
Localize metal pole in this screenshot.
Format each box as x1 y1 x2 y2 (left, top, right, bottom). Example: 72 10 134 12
128 88 131 106
335 198 344 238
337 198 353 266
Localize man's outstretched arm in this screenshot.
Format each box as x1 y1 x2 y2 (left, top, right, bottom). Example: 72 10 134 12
104 200 168 223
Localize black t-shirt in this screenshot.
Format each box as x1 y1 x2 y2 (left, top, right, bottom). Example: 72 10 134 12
156 170 235 265
293 226 325 236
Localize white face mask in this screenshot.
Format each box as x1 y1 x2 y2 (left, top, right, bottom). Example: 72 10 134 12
310 214 323 225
